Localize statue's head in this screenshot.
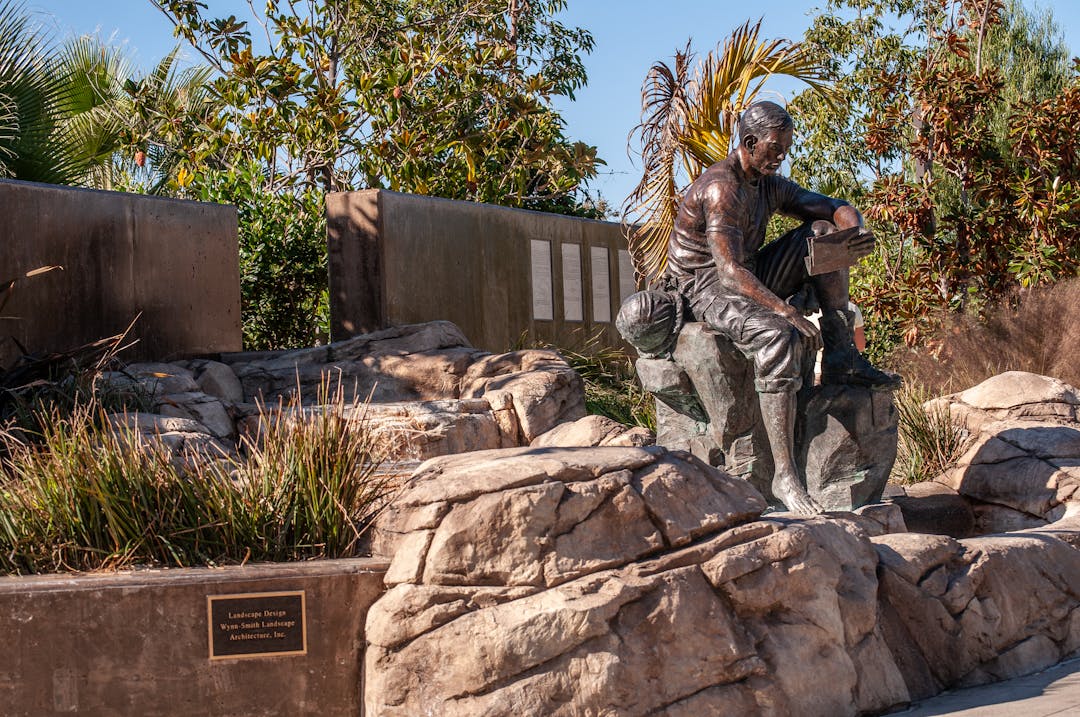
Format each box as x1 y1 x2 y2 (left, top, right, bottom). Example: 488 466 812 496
738 101 793 176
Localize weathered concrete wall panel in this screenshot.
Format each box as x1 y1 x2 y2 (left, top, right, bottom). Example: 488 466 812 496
0 558 387 716
1 179 241 365
328 190 636 352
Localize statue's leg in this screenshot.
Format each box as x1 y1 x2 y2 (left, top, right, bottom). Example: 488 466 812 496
744 316 822 515
759 388 822 516
695 274 823 514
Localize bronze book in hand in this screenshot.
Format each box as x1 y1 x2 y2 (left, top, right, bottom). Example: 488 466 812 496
803 226 868 276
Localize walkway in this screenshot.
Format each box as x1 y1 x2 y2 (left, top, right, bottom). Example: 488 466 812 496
894 657 1080 716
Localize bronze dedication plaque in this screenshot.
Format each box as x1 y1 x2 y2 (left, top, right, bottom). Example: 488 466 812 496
207 590 307 660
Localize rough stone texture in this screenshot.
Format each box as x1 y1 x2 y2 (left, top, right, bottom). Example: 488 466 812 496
638 322 897 511
531 414 654 449
874 521 1080 699
926 372 1080 532
364 445 1080 717
801 385 899 510
102 322 586 463
103 362 200 396
459 350 586 442
106 412 234 465
154 391 235 439
361 400 515 461
927 371 1080 434
891 481 976 538
187 359 245 403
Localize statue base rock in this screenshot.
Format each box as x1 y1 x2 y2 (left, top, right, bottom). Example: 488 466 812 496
637 322 897 512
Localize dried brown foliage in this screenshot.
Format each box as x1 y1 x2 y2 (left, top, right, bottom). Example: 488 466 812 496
892 277 1080 395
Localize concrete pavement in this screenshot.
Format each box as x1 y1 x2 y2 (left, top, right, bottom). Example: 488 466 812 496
893 657 1080 716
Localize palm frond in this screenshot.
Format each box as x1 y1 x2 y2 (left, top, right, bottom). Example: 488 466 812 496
622 42 692 284
624 20 835 285
0 0 88 184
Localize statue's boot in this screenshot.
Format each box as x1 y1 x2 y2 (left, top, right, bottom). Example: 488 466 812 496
818 308 902 389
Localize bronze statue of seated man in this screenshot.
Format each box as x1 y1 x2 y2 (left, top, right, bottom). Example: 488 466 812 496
619 101 899 516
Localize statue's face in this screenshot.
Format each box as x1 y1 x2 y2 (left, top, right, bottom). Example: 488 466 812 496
745 128 793 177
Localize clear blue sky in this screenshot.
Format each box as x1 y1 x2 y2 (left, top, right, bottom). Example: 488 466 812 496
28 1 1080 209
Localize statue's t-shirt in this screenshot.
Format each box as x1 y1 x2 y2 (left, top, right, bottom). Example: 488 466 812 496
665 153 810 288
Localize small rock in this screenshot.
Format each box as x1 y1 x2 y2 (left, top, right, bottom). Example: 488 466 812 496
531 414 654 448
155 391 235 439
192 360 244 403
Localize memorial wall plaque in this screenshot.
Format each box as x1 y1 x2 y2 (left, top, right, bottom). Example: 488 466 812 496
590 247 611 323
530 239 554 321
561 243 583 321
207 591 307 660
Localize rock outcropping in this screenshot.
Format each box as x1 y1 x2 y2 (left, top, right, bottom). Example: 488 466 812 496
365 444 1080 716
101 321 585 462
637 322 897 511
925 371 1080 533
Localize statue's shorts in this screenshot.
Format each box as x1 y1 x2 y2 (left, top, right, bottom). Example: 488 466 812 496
678 222 818 394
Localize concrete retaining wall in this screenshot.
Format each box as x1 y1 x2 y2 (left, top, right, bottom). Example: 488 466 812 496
0 558 388 716
327 190 638 352
1 179 241 366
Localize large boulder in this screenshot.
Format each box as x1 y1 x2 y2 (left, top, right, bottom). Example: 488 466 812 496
530 414 654 449
101 322 587 462
927 372 1080 531
364 445 1080 716
927 371 1080 434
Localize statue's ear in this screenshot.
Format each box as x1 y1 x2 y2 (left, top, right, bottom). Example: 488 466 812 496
744 134 757 152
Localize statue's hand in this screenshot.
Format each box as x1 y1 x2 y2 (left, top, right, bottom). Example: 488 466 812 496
847 228 876 261
785 311 823 353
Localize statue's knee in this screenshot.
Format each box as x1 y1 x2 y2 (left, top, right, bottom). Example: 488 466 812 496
753 325 802 382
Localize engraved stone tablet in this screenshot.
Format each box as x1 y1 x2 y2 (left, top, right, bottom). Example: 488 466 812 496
208 591 307 660
562 243 583 321
530 239 554 321
590 247 611 323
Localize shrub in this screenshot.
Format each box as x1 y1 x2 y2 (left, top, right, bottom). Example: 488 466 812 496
194 163 329 350
891 277 1080 395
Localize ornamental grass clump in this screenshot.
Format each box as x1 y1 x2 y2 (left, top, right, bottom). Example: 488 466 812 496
213 382 398 562
560 343 655 431
0 382 397 575
0 405 197 573
891 386 971 485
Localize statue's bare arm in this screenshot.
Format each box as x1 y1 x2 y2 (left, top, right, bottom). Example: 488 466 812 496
705 224 823 352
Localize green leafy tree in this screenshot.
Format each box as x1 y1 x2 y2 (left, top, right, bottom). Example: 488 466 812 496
142 0 606 349
152 0 602 213
789 0 1077 358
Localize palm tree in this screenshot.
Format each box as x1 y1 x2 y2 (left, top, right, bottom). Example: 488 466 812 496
0 1 212 191
0 0 88 184
623 20 834 285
